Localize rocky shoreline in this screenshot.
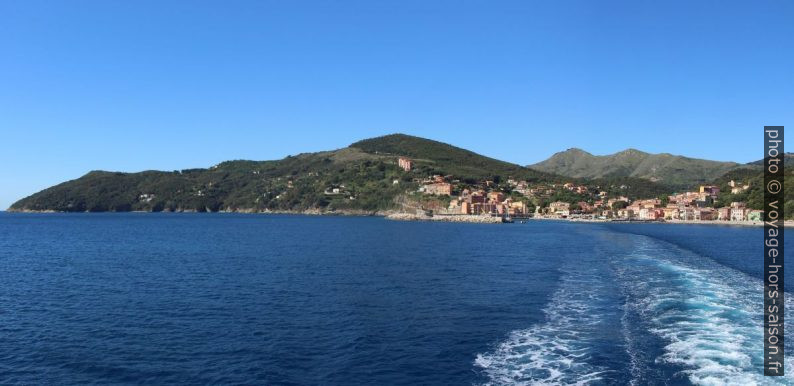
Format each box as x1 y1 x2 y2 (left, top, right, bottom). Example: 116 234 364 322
5 207 396 216
385 213 504 223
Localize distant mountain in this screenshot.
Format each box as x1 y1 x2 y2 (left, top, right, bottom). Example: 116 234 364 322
8 134 560 213
747 153 794 166
529 148 754 188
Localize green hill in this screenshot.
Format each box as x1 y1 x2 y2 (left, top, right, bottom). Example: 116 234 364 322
9 146 406 213
708 157 794 214
529 148 754 188
8 134 561 213
747 153 794 166
351 134 556 182
14 134 766 214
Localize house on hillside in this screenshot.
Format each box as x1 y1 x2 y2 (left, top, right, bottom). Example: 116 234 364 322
423 182 452 196
729 180 751 194
699 185 721 198
488 192 506 203
398 157 412 172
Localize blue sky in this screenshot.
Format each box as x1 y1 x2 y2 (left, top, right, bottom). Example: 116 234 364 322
1 1 792 209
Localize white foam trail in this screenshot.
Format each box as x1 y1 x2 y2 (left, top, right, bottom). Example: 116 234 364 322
619 237 794 386
475 272 613 385
476 230 794 385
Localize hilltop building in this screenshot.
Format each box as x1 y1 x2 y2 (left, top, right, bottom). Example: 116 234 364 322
398 157 413 172
729 180 751 194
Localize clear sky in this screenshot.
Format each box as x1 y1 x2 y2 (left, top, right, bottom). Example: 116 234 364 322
1 1 792 209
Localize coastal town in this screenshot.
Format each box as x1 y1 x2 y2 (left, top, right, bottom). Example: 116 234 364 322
391 157 767 224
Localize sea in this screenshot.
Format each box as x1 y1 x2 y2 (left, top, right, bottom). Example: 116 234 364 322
0 212 791 385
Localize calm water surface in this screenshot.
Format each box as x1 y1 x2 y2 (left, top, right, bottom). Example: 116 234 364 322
0 213 790 385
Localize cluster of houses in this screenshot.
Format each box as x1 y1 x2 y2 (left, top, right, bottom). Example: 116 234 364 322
413 174 530 216
446 190 530 216
399 156 763 222
544 184 763 222
418 175 454 196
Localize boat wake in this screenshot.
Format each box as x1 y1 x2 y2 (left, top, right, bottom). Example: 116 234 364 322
475 230 794 385
475 249 622 385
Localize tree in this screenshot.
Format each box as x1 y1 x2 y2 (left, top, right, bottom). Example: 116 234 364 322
785 200 794 220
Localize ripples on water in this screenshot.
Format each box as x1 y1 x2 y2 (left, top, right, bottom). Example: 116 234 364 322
476 224 794 386
0 213 790 385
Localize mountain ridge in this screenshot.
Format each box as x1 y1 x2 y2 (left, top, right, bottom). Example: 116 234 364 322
529 148 755 187
8 134 766 213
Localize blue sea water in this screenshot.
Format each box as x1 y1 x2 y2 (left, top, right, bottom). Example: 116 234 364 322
0 213 791 385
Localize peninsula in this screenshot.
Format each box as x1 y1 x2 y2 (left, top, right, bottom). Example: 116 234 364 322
9 134 792 223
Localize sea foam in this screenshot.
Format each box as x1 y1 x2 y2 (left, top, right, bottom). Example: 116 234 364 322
476 230 794 386
617 236 794 385
475 261 617 385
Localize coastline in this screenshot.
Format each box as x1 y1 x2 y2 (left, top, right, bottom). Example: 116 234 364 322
5 207 396 217
385 213 504 223
6 208 794 228
532 216 794 228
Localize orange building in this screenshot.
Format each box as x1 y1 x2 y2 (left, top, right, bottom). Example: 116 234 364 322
488 192 505 203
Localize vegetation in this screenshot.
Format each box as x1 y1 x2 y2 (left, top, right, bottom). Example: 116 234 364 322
708 167 794 218
352 134 558 182
529 147 755 188
9 134 566 213
583 176 675 200
546 189 590 206
12 133 790 218
10 147 414 213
